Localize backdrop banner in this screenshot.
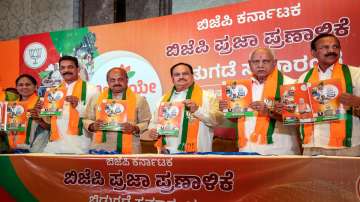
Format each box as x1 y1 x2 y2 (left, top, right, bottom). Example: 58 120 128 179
17 0 360 110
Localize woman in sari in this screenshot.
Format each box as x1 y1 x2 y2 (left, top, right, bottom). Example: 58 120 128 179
7 74 50 153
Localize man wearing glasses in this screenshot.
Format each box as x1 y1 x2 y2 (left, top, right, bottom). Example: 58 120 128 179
219 48 300 155
143 62 223 154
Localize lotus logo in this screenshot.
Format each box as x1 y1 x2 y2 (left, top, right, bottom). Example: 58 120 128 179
23 42 47 69
161 104 179 120
311 83 339 104
47 90 64 102
105 102 125 116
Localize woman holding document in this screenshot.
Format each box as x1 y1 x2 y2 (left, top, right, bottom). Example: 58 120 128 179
6 74 50 153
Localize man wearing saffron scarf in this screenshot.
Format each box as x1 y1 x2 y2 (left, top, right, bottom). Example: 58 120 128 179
298 33 360 156
219 48 300 155
43 55 99 154
83 67 151 154
143 62 223 154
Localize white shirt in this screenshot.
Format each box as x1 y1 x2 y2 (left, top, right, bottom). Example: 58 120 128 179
148 88 222 153
43 81 99 154
299 64 360 149
239 76 300 155
299 65 360 149
313 65 333 147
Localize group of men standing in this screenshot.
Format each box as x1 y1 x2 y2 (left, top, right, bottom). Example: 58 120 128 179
2 33 360 156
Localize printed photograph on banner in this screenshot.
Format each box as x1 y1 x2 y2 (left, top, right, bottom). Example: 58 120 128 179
157 102 184 136
6 102 27 131
0 102 8 131
221 79 253 118
309 79 345 122
40 87 65 116
96 99 127 131
281 83 313 125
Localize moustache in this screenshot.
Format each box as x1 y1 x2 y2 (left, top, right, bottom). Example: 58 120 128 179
325 52 338 57
256 69 266 73
112 85 123 88
177 78 187 82
62 72 73 76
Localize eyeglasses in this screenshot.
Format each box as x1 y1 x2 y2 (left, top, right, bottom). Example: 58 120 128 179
172 72 191 77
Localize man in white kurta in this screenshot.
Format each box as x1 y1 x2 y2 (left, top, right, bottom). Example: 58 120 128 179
219 48 300 155
238 76 300 155
298 34 360 156
43 56 99 154
143 63 223 153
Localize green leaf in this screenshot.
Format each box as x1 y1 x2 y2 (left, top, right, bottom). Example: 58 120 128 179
127 71 135 78
38 71 50 79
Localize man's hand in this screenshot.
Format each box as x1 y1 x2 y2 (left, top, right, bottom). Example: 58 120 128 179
89 120 104 132
353 106 360 117
183 99 199 113
339 93 360 108
120 122 139 134
219 100 229 112
65 96 79 108
148 128 159 140
273 102 284 114
250 101 268 115
269 101 284 121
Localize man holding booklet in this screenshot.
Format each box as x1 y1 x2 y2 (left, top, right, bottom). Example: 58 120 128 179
143 63 223 154
42 56 99 154
83 67 151 154
219 48 300 155
297 33 360 156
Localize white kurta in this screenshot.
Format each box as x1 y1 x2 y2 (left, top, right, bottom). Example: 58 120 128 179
239 76 300 155
148 89 222 153
43 81 99 154
298 64 360 149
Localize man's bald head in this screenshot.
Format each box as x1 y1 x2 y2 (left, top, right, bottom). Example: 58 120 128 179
106 67 128 81
107 67 129 95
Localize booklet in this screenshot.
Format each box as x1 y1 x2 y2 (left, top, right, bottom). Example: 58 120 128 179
97 99 127 131
157 102 184 136
40 87 66 116
281 83 313 124
6 101 27 131
309 79 345 122
221 79 253 118
0 102 8 131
